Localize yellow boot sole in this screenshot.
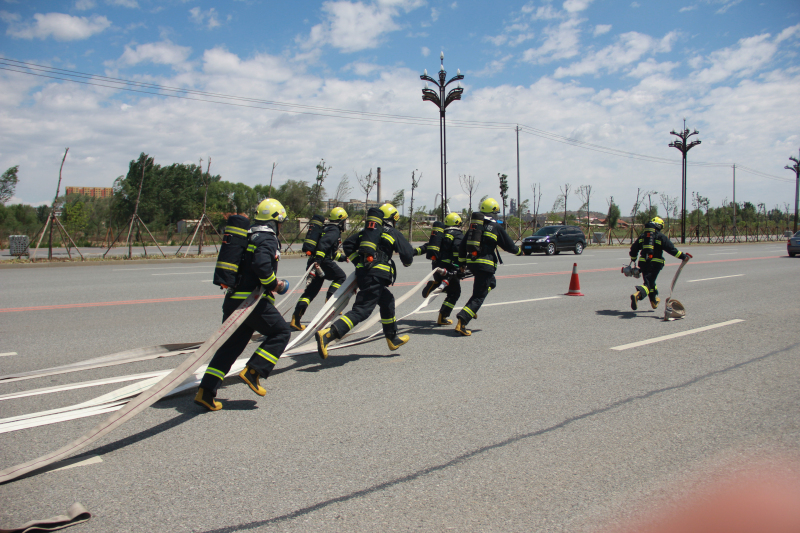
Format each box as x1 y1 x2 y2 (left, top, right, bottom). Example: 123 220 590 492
194 388 222 411
239 367 266 396
455 319 471 336
387 335 410 351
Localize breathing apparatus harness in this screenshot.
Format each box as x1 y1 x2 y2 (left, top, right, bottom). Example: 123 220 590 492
465 212 503 266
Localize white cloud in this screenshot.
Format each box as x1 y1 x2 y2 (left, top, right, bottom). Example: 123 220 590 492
521 3 561 20
626 58 679 78
522 18 582 64
107 0 139 8
593 24 610 36
450 1 457 8
631 2 640 7
679 5 697 12
74 0 96 10
189 7 221 29
691 29 795 84
563 0 593 13
6 12 111 41
116 40 192 67
714 0 742 14
0 10 21 23
299 1 425 53
431 7 438 22
472 55 513 77
421 46 429 56
554 30 677 78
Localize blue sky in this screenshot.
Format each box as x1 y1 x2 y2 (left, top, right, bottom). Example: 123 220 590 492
1 0 799 215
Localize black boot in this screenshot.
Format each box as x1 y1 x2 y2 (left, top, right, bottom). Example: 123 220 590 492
315 326 340 359
194 387 222 411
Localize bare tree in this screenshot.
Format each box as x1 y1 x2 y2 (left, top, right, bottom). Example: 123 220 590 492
559 183 571 224
408 170 422 240
333 174 352 204
355 168 376 215
658 192 678 236
268 162 277 192
459 174 479 216
631 187 643 222
530 183 543 229
576 184 593 233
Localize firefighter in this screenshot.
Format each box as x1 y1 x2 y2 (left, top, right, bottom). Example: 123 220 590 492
290 207 350 331
315 203 416 358
414 212 465 325
629 216 692 310
194 198 292 411
454 198 522 336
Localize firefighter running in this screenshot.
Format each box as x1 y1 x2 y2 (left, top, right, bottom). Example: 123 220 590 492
454 198 522 336
290 207 350 331
628 216 692 311
414 212 465 325
315 203 416 358
194 198 292 411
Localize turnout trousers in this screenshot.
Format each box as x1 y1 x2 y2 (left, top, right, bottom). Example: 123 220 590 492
634 262 662 302
456 270 497 325
200 297 291 394
430 267 462 318
330 270 397 339
294 258 346 317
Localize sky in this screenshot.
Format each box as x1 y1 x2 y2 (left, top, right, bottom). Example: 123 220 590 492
1 0 799 217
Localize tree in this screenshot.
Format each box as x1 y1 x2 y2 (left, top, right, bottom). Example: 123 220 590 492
459 174 479 216
390 189 404 211
0 165 19 205
408 170 422 240
577 184 593 232
498 173 509 221
658 193 678 235
530 183 543 229
559 183 571 224
606 198 621 230
333 174 352 204
312 159 331 213
355 169 376 215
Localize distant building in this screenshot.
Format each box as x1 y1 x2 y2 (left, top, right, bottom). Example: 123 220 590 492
321 198 382 214
65 186 114 198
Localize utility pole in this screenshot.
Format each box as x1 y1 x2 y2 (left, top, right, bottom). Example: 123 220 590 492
669 119 701 244
786 148 800 233
516 125 521 238
732 164 736 230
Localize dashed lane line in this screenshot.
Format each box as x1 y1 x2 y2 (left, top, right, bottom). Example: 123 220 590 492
152 271 211 276
418 296 561 314
687 274 744 283
0 352 17 357
610 319 744 351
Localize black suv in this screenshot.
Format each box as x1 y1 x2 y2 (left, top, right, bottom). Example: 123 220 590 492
522 225 586 255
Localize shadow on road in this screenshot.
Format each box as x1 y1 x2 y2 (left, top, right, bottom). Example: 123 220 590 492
596 309 661 320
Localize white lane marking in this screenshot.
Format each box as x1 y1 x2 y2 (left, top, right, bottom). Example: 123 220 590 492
47 455 103 473
113 265 214 271
152 271 211 276
610 319 744 351
687 274 744 283
0 352 17 357
708 252 737 255
418 296 561 314
500 263 538 266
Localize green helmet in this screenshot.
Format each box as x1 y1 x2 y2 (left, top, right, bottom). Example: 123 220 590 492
480 197 500 214
254 198 287 222
444 212 462 226
329 206 348 221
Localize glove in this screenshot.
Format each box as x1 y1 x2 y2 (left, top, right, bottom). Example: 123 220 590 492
682 252 692 260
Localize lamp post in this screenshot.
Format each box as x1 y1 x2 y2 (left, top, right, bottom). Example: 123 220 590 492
786 148 800 233
421 52 464 221
669 119 701 244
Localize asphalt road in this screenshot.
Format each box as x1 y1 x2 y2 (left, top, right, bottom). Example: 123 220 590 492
1 242 798 532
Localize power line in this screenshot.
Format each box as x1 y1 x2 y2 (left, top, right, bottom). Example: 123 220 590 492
0 57 792 182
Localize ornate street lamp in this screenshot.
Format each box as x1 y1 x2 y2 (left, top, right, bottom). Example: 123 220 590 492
421 52 464 221
669 119 701 244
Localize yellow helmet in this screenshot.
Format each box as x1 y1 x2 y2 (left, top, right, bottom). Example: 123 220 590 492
444 212 462 226
650 216 664 230
329 206 348 221
379 203 400 223
480 197 500 214
254 198 287 222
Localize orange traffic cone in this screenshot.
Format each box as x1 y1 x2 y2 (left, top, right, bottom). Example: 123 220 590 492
565 263 584 296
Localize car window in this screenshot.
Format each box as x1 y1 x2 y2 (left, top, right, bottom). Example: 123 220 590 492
795 231 800 237
533 226 559 236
